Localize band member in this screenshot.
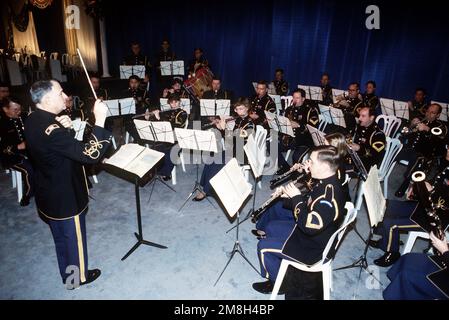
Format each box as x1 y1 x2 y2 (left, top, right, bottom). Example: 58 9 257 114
333 82 363 133
202 76 232 100
251 81 277 113
395 103 448 196
25 80 112 288
82 74 109 121
320 73 333 106
361 80 379 111
0 82 10 117
349 106 386 170
194 98 254 201
252 146 346 296
142 93 187 180
155 39 176 92
162 78 189 99
384 232 449 300
408 87 429 120
0 97 34 206
188 48 209 76
276 88 319 175
273 68 288 96
123 42 151 83
371 166 449 267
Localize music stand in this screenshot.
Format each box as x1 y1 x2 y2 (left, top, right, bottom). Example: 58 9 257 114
120 65 145 79
318 104 346 128
264 111 295 138
307 124 326 146
334 166 384 299
174 128 218 211
268 94 282 115
200 99 231 117
308 86 323 101
103 144 168 260
104 98 136 144
210 158 260 286
133 120 176 203
393 100 409 120
160 60 185 76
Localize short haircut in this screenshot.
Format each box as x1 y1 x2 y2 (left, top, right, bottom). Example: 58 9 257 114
212 76 221 82
415 87 426 95
131 41 140 46
167 93 180 104
89 72 100 79
4 96 21 107
366 80 376 88
359 105 375 116
128 75 141 82
234 97 250 109
429 103 442 114
321 73 330 78
292 88 306 98
275 68 284 74
194 48 203 53
30 80 55 104
0 81 9 88
311 145 340 173
349 82 360 90
257 80 267 87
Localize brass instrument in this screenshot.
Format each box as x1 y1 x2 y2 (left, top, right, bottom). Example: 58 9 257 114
400 119 429 136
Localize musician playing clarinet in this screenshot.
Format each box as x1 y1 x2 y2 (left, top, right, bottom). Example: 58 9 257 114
252 146 346 299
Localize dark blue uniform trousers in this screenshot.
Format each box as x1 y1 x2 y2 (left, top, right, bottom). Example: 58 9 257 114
11 159 34 198
383 253 447 300
257 220 296 281
48 212 88 283
376 200 421 253
255 200 293 232
199 151 226 195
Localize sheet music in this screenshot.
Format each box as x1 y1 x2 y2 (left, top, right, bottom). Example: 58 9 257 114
105 143 164 178
72 119 86 141
264 111 295 137
363 166 386 227
432 101 449 122
200 99 231 116
307 124 326 146
268 82 277 95
119 98 136 115
134 120 175 143
269 94 282 115
160 60 184 76
244 134 266 179
332 89 348 103
309 86 323 101
209 158 253 218
318 104 346 128
380 98 395 117
174 128 218 153
393 100 409 120
119 65 145 79
104 99 120 117
160 98 191 114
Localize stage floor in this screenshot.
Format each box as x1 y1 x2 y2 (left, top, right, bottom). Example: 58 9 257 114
0 158 427 300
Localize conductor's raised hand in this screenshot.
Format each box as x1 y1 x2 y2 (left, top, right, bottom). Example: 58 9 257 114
93 99 108 128
55 115 73 129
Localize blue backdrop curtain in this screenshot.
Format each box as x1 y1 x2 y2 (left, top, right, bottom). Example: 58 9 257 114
103 0 449 101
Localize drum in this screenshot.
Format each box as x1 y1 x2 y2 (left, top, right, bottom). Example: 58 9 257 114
184 67 213 99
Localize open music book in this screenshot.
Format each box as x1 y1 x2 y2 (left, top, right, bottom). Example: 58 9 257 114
119 65 145 79
174 128 218 153
134 120 175 144
160 98 191 114
210 158 253 218
297 85 323 101
264 111 295 137
380 98 409 120
104 143 164 178
363 166 386 227
160 60 185 76
307 124 326 146
318 104 346 128
72 119 86 141
104 98 136 117
200 99 231 116
244 133 266 179
268 94 282 114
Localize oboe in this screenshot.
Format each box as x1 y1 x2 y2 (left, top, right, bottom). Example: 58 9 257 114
269 163 305 189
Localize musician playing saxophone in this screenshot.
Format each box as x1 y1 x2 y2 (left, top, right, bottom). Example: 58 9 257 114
252 146 346 298
276 88 319 175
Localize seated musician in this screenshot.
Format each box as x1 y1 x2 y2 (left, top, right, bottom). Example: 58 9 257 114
142 93 188 180
188 48 209 76
370 166 449 267
253 133 350 239
273 68 289 96
83 73 109 118
334 82 363 133
0 97 34 206
361 80 379 112
349 106 386 170
320 73 333 106
250 80 277 114
193 98 254 201
383 231 449 300
276 88 319 175
202 76 232 101
395 103 448 197
161 78 188 99
408 87 429 120
123 42 151 84
0 82 11 118
155 39 176 91
252 146 346 297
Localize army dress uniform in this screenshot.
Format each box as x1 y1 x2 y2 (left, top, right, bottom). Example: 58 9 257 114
0 113 34 203
353 121 386 170
321 84 333 106
257 174 346 281
409 99 428 120
362 93 379 111
273 79 288 96
24 108 112 284
251 94 277 114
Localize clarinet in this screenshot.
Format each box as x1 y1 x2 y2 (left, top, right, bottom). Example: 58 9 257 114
269 163 305 189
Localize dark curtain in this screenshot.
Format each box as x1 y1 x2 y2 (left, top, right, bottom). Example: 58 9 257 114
103 0 449 101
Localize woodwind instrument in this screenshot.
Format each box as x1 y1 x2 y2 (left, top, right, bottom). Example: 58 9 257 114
269 163 305 189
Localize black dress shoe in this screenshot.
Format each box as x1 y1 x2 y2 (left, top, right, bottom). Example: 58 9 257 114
374 252 400 267
192 196 206 202
252 280 285 294
81 269 101 286
20 196 30 207
251 229 266 239
368 239 380 248
275 167 289 176
161 175 171 181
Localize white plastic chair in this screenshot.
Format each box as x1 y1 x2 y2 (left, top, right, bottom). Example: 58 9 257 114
170 119 189 185
376 115 402 138
280 96 293 115
402 230 449 255
11 169 23 202
270 202 358 300
317 114 329 132
378 137 403 198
